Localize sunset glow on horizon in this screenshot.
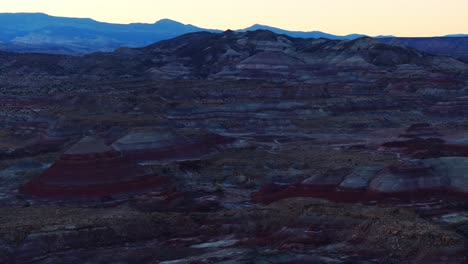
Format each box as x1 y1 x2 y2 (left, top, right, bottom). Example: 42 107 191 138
1 0 467 37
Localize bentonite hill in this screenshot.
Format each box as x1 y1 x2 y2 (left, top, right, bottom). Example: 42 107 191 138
1 29 468 263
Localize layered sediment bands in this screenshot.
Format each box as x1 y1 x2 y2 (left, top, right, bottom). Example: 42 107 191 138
167 102 312 122
0 161 49 192
378 123 468 158
429 96 468 116
166 101 328 134
0 120 67 160
326 97 404 113
0 96 52 109
380 138 468 158
1 30 467 86
339 166 384 190
113 131 236 161
20 137 166 198
424 157 468 193
0 139 65 160
252 161 468 205
401 123 441 138
368 162 448 193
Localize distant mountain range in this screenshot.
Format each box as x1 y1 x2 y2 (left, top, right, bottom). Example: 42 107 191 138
445 34 468 37
0 13 219 54
0 13 467 56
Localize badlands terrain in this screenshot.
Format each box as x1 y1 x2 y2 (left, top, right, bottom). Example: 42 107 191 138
0 30 468 263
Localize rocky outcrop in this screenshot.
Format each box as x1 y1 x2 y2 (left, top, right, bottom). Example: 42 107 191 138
0 161 49 192
301 169 348 187
424 157 468 193
339 166 384 190
253 161 467 204
20 136 167 198
368 162 449 193
113 131 235 161
378 124 468 158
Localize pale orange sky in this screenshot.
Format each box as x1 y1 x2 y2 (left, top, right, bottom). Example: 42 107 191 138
1 0 467 36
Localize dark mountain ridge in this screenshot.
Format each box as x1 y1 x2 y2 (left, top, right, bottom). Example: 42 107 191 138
0 30 466 89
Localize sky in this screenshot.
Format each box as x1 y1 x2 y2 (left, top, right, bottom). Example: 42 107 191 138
1 0 467 36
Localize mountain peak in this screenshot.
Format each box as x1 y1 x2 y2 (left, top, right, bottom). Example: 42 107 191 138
244 29 283 40
223 29 236 35
342 36 385 50
250 23 268 28
154 18 183 25
243 24 279 31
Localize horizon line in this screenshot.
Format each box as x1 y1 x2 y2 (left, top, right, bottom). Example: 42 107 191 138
1 12 467 38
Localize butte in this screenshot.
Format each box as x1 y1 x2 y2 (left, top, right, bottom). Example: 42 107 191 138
20 136 167 198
